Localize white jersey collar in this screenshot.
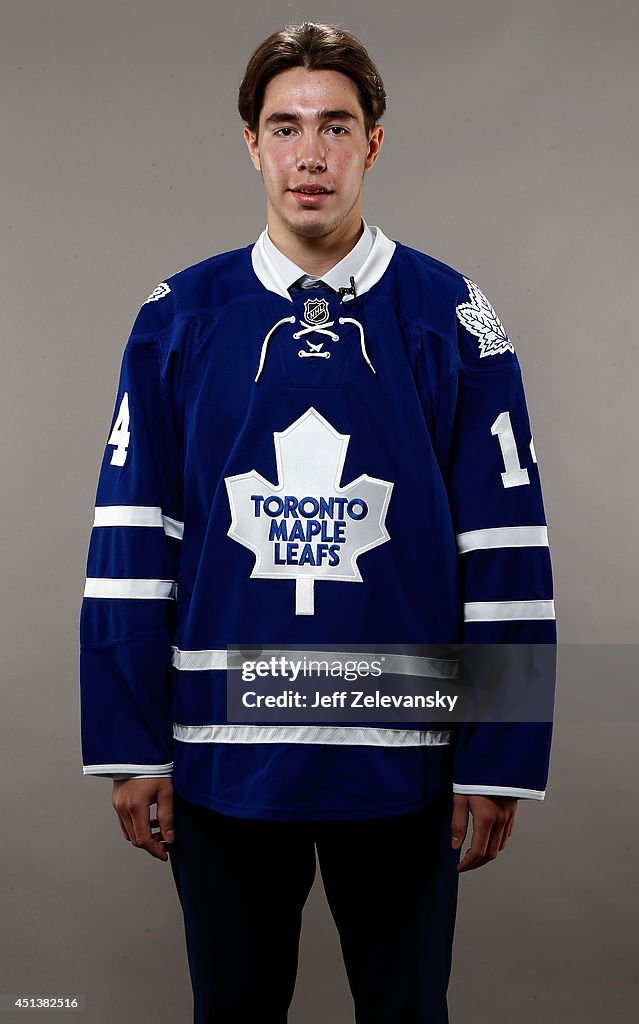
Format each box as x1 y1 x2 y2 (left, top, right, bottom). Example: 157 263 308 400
251 219 396 302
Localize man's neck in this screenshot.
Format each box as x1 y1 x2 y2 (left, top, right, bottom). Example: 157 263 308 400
266 216 364 277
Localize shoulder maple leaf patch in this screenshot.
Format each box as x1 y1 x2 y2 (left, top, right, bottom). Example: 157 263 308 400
456 277 515 358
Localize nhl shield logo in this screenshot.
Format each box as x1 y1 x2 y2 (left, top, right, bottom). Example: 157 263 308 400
303 297 330 325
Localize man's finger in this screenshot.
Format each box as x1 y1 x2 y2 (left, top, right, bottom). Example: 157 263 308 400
128 801 168 861
462 811 511 868
117 794 167 860
114 807 132 842
450 796 469 850
156 787 175 846
457 817 491 873
457 796 519 870
112 779 174 860
485 819 508 862
498 821 512 852
498 807 517 851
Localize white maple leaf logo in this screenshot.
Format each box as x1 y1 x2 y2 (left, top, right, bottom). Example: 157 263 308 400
144 281 171 304
225 407 393 616
456 277 514 358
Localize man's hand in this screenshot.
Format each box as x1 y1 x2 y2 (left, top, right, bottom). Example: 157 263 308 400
451 794 518 872
112 778 175 862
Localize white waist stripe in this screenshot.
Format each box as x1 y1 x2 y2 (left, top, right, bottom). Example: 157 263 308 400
173 723 452 748
162 515 184 539
84 577 177 600
464 599 555 621
170 646 458 678
93 505 184 539
456 525 548 553
171 647 228 671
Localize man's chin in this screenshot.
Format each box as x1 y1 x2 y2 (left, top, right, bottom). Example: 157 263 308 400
283 214 342 240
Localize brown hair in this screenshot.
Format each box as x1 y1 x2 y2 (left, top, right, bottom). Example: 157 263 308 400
238 22 387 140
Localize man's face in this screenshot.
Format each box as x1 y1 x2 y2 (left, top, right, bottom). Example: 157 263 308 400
244 66 383 243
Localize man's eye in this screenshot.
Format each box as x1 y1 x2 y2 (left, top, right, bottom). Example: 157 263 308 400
274 126 348 137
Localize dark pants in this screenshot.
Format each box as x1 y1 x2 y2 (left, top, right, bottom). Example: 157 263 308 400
169 790 461 1023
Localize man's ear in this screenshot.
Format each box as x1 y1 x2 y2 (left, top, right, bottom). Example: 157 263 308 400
243 126 261 172
364 124 384 171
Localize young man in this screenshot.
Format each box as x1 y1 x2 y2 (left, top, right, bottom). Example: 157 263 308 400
80 22 556 1024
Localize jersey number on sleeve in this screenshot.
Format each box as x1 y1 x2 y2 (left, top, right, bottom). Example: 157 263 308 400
491 410 536 489
108 392 130 466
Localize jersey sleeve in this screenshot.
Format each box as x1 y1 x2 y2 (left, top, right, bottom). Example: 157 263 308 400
79 311 182 778
445 278 556 800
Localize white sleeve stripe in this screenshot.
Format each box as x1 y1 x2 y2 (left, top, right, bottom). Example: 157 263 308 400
456 525 548 553
453 783 545 800
83 762 174 774
83 578 177 600
110 774 172 780
94 505 161 527
93 505 184 539
464 599 555 621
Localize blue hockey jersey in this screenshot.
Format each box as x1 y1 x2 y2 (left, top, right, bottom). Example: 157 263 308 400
79 222 556 820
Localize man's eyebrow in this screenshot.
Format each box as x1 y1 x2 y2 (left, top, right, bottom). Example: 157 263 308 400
263 109 359 126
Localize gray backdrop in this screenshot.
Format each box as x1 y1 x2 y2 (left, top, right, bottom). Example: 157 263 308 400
2 0 638 1020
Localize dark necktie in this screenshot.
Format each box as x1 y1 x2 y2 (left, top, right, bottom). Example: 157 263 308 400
289 274 334 294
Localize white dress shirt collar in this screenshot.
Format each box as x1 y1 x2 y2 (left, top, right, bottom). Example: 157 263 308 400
252 219 396 303
261 218 374 293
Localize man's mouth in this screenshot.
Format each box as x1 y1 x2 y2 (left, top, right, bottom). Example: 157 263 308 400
290 187 333 205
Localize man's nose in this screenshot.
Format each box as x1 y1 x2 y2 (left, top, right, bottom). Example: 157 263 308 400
297 142 327 171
